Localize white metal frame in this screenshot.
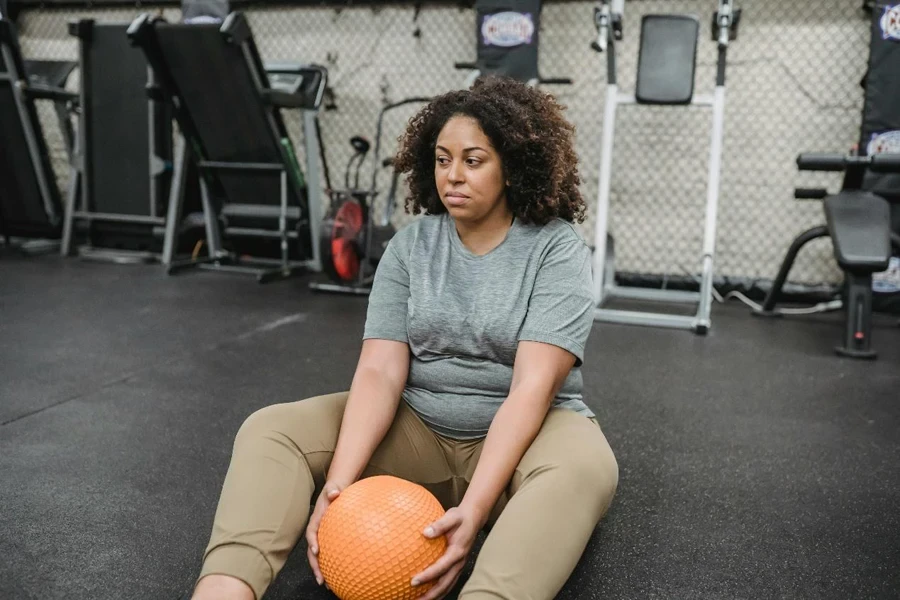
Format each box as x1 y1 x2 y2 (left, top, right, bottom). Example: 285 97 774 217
591 0 735 334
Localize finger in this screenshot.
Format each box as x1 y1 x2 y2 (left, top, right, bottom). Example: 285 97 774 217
323 480 343 497
305 518 321 555
306 494 335 552
419 562 464 600
411 549 465 586
306 545 323 586
423 511 462 539
305 486 342 586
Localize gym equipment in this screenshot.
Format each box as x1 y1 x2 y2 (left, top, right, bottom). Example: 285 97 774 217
754 0 900 359
181 0 229 24
754 155 900 359
590 0 741 335
128 11 328 283
317 476 446 600
454 0 572 88
310 97 430 295
0 16 78 251
61 19 173 263
317 134 373 285
312 0 572 295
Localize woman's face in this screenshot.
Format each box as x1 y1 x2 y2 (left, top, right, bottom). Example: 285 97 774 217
434 115 509 224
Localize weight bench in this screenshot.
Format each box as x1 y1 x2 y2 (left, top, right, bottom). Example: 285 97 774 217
127 11 327 282
755 154 900 359
755 2 900 358
0 17 78 251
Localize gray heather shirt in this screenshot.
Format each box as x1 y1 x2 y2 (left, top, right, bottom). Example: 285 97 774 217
363 213 595 440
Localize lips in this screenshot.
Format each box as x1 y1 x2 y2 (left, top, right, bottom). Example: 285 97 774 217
445 192 469 206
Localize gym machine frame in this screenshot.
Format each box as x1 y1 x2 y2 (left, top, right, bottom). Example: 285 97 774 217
62 19 173 264
0 17 77 249
590 0 740 334
310 96 431 295
129 12 327 283
753 154 900 359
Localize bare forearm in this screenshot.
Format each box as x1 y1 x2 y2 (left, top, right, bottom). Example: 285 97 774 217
458 391 550 525
327 367 403 487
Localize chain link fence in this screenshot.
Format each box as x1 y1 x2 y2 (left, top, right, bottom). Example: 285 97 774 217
14 0 872 285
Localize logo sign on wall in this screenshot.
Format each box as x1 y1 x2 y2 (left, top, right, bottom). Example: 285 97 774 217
867 130 900 154
481 11 535 47
881 4 900 40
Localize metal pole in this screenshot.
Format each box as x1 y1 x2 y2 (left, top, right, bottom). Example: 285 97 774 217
303 109 323 271
592 84 619 306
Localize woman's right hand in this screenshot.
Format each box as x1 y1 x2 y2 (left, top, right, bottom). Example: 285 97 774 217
306 481 346 586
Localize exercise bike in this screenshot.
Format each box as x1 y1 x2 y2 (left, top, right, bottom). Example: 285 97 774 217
310 97 431 295
311 0 570 295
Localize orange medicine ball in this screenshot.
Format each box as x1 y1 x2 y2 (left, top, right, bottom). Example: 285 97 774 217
317 475 448 600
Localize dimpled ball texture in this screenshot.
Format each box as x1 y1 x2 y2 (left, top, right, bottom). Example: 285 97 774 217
317 475 448 600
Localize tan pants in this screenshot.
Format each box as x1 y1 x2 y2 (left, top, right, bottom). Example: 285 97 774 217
199 392 619 600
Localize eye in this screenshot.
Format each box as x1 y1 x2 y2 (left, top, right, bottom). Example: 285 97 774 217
435 156 450 166
465 157 481 166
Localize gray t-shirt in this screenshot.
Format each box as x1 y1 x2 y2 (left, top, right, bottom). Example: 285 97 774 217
363 213 595 439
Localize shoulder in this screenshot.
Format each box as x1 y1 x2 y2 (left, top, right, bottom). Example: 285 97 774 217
385 214 445 258
540 218 588 247
518 218 590 257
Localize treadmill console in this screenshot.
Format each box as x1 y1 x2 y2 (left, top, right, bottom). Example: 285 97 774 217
264 62 327 110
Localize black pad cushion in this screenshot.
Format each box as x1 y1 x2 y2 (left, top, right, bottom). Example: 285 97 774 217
474 0 541 82
636 15 699 105
84 23 157 217
825 191 891 272
154 22 290 208
858 2 900 201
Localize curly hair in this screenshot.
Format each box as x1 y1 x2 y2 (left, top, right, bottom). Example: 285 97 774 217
393 76 586 225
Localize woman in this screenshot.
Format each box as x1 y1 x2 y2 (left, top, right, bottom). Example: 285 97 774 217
191 76 619 600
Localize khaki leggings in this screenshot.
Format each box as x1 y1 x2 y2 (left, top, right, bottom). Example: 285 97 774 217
199 392 619 600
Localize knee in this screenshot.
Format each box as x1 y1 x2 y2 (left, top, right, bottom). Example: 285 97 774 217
560 436 619 516
233 394 346 453
234 403 294 445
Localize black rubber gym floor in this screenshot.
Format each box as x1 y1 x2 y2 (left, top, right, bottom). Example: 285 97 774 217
1 254 898 600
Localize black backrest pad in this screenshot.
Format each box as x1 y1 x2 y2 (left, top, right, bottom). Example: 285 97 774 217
155 22 287 207
825 191 891 271
636 15 699 105
475 0 541 82
0 19 61 236
86 23 154 215
859 1 900 202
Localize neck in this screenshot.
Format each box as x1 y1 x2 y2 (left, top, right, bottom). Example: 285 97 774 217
454 206 515 256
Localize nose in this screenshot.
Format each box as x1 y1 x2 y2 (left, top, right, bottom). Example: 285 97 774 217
447 159 464 184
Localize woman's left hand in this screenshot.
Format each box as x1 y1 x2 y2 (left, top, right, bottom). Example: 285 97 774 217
411 504 484 599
